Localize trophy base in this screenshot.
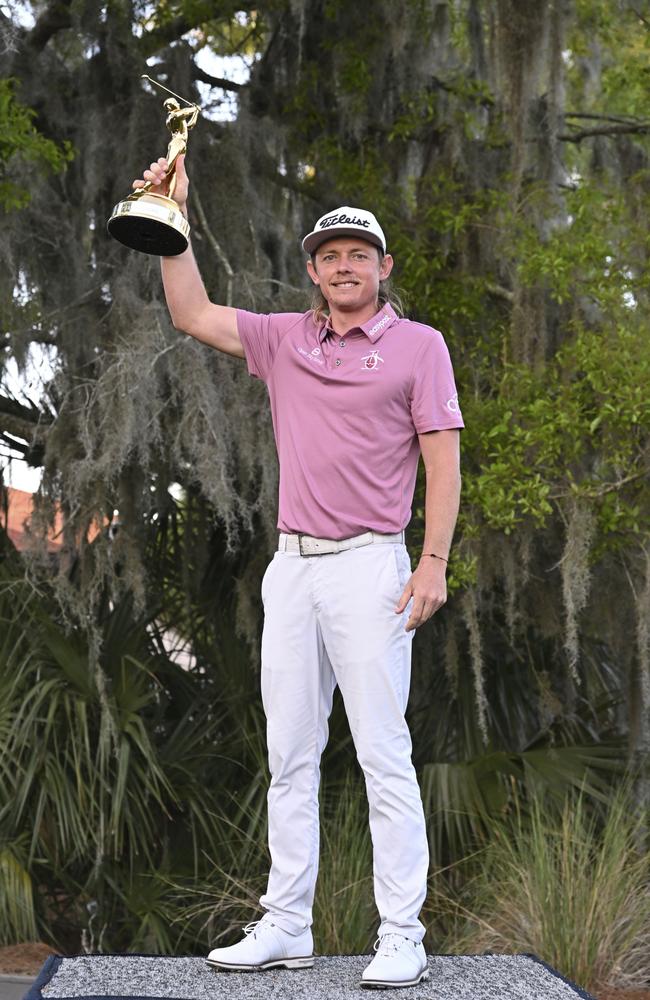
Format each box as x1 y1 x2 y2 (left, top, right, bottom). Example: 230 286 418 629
107 192 190 256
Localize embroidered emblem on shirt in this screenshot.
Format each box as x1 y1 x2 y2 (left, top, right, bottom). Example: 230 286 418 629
447 393 460 413
361 349 384 371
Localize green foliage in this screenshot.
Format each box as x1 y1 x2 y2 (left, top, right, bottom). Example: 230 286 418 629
513 181 646 308
0 561 228 949
403 167 650 580
420 745 622 868
0 837 37 946
459 320 650 541
0 78 73 210
2 529 627 951
410 306 649 592
387 91 440 142
572 2 650 121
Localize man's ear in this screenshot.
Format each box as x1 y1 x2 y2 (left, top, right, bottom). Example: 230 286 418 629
379 253 394 281
306 257 320 286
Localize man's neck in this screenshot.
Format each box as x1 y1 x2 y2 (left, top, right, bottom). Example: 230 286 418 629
328 301 381 335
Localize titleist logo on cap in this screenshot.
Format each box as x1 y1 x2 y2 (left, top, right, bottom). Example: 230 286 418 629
302 205 386 255
318 212 371 230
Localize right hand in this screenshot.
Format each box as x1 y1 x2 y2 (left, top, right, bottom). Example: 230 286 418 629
132 153 189 211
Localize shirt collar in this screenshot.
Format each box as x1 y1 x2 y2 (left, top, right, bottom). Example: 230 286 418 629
318 303 398 344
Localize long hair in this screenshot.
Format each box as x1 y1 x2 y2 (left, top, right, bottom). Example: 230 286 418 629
309 254 406 324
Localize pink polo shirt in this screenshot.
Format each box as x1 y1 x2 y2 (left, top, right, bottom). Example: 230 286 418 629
236 303 464 540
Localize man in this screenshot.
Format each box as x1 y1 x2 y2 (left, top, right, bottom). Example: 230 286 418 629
133 156 463 989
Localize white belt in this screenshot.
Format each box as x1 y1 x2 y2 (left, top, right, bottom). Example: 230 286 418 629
278 529 405 557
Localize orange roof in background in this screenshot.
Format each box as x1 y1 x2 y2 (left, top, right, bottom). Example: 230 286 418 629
1 487 102 553
2 486 64 552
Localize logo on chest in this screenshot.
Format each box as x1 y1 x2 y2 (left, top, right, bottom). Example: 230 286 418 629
296 345 324 365
360 349 385 371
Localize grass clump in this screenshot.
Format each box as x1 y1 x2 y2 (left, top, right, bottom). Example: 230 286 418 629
436 789 650 993
313 772 375 956
164 769 376 956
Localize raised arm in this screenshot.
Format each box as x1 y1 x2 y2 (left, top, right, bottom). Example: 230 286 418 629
133 155 244 359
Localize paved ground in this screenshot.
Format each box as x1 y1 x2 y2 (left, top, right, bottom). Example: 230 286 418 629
0 974 34 1000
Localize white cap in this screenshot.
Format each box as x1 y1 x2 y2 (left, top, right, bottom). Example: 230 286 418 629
302 206 386 255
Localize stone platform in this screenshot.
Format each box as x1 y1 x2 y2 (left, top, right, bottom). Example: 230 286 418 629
23 953 597 1000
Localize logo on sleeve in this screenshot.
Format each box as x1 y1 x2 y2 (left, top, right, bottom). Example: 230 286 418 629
446 393 460 413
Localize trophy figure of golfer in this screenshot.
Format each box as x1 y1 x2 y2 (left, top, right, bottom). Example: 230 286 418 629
107 77 200 256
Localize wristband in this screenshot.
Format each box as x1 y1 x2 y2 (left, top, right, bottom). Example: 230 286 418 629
422 552 448 563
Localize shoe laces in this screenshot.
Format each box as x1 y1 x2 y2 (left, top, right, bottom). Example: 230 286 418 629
374 933 409 957
243 916 275 939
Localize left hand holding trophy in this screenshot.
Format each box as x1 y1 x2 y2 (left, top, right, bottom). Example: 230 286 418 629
107 76 200 256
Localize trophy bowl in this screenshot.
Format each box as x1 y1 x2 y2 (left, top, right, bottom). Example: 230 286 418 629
107 78 199 257
107 192 190 256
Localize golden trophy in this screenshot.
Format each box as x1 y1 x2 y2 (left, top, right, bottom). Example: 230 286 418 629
107 76 200 256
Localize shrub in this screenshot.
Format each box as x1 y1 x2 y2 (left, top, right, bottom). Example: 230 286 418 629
433 789 650 993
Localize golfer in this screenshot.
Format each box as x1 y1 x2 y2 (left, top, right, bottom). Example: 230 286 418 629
133 155 463 989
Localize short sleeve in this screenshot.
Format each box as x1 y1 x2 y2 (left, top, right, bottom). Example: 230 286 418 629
236 310 300 382
410 329 464 433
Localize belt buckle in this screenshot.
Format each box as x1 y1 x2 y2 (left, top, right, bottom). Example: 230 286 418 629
298 533 330 556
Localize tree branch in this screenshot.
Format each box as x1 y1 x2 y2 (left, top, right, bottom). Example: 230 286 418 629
0 414 48 453
0 430 46 469
550 470 647 500
26 0 73 51
485 282 514 303
558 123 650 142
138 4 257 58
630 7 650 29
0 395 51 466
564 112 647 124
138 14 194 58
1 432 29 457
191 188 234 307
430 74 494 107
0 431 33 458
191 65 243 93
0 395 50 427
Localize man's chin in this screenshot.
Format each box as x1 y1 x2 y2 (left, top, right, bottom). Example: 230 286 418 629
330 300 359 311
326 292 370 311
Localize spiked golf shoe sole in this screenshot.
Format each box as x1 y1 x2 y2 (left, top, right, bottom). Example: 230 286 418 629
206 955 315 971
360 966 429 989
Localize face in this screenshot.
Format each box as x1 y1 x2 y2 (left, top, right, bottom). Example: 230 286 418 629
306 237 393 314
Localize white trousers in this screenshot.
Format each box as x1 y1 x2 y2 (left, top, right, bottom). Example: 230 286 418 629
258 535 429 943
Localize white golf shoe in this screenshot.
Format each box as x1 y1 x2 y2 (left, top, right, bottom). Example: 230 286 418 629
206 915 315 971
361 933 429 989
